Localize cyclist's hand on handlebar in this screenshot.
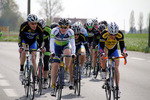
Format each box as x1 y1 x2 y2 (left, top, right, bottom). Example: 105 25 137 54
101 53 106 59
121 52 128 58
50 53 55 59
19 47 24 53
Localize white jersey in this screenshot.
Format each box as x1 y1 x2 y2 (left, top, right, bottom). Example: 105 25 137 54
50 27 76 55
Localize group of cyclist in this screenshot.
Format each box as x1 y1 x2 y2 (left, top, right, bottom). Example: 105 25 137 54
18 14 128 98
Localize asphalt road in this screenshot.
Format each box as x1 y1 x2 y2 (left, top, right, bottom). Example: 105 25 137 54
0 42 150 100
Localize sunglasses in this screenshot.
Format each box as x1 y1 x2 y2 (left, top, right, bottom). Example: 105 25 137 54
87 26 93 28
75 34 80 36
60 26 68 29
30 22 37 25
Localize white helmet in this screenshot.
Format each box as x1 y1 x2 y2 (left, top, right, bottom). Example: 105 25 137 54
27 14 38 22
38 19 46 28
108 22 119 35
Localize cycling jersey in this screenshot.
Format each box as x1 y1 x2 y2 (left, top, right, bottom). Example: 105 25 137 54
81 27 88 37
75 33 89 54
37 26 51 55
93 32 101 50
50 27 76 55
18 21 43 48
99 30 126 56
85 27 99 46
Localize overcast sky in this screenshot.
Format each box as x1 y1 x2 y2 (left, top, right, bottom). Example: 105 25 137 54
15 0 150 32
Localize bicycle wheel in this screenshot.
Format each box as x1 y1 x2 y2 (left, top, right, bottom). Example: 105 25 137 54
48 64 52 88
56 68 64 100
24 64 29 97
105 79 111 100
95 62 99 79
113 68 118 100
37 63 44 95
28 66 35 100
76 65 81 96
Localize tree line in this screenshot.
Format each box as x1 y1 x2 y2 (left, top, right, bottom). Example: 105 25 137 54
0 0 149 34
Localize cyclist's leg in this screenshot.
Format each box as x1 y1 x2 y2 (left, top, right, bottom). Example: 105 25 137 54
30 41 37 75
43 54 50 86
78 45 86 67
20 40 27 71
92 49 97 73
109 49 120 86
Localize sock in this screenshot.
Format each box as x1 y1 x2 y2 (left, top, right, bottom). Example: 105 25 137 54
20 65 24 71
51 83 55 89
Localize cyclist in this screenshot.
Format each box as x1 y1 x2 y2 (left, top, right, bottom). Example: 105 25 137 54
92 19 98 29
50 18 75 96
18 14 43 81
68 24 90 89
100 20 108 27
99 22 128 98
92 24 106 75
85 19 99 75
38 19 51 89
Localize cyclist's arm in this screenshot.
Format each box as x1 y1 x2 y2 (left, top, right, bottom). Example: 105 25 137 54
99 31 106 53
50 34 55 54
81 34 90 54
118 31 126 53
70 37 76 55
37 24 43 47
18 24 24 48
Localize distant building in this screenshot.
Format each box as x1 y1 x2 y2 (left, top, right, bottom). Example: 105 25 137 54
52 17 87 25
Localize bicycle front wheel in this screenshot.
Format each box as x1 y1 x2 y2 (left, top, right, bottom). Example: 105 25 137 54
24 65 29 97
28 66 35 100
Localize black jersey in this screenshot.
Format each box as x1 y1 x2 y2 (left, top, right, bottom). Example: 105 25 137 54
18 21 43 47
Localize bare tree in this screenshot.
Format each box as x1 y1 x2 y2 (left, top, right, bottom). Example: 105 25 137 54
138 12 143 34
38 0 63 24
129 10 135 33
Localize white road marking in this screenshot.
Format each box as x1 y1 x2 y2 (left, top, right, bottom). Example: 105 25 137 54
3 89 18 97
131 57 145 61
0 80 10 86
0 73 4 78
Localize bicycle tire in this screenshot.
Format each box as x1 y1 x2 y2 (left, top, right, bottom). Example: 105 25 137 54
56 67 64 100
28 66 35 100
76 65 81 96
24 64 29 97
113 68 118 100
37 63 43 95
48 64 52 88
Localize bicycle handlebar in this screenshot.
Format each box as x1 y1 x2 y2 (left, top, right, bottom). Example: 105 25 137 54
104 56 127 65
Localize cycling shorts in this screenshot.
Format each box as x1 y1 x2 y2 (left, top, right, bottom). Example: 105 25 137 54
22 40 37 50
53 44 71 63
76 44 85 54
108 49 119 58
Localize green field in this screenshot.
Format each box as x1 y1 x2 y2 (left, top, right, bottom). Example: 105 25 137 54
0 32 150 53
124 33 150 53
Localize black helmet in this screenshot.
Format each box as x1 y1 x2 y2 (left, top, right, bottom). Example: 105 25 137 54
58 18 70 26
101 20 108 26
98 24 106 32
50 23 59 29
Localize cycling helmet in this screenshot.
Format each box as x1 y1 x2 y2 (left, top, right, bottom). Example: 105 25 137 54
98 24 106 32
27 14 38 22
74 21 83 27
38 19 46 28
86 20 94 28
108 22 119 35
58 18 70 26
92 19 98 25
50 23 59 29
71 25 81 33
101 20 108 26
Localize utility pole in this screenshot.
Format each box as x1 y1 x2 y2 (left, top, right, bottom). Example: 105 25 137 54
148 16 150 47
27 0 31 15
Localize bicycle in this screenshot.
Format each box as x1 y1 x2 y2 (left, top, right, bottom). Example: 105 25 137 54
54 54 72 100
102 56 127 100
73 53 86 96
22 45 36 100
47 58 52 88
